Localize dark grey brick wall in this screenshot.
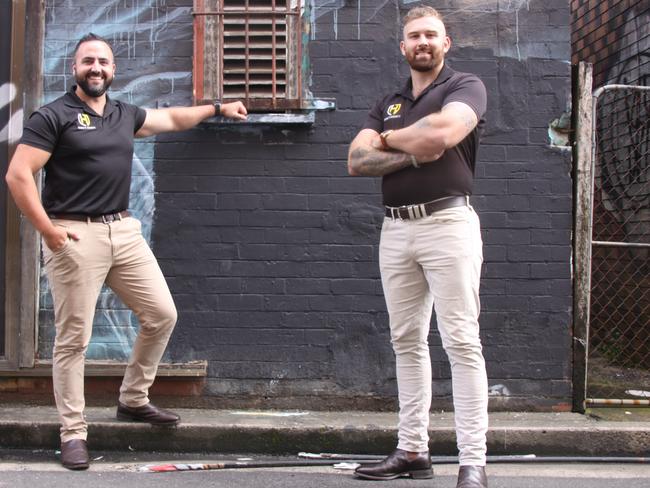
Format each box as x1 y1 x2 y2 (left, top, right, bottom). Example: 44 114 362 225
40 0 573 410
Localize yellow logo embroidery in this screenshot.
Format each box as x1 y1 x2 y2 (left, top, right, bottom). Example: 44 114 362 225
77 113 91 127
387 104 401 116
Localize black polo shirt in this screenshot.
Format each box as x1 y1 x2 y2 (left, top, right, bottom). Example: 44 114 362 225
20 85 147 215
363 64 487 207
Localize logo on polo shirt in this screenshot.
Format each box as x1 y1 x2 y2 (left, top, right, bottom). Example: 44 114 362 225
77 113 96 130
387 104 401 116
384 103 402 121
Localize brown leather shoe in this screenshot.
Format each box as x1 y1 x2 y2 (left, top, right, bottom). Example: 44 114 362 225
60 439 89 470
116 401 180 426
354 449 433 480
457 465 487 488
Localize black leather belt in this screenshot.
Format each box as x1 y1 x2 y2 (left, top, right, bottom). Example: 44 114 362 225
385 196 467 220
49 210 130 223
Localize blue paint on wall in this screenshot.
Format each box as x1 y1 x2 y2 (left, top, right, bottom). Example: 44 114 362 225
39 0 193 360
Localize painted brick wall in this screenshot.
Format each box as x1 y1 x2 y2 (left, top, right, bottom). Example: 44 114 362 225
38 0 572 410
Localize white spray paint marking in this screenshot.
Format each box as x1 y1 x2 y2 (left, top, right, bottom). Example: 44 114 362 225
509 0 531 61
488 384 512 396
230 411 309 417
308 0 542 60
626 390 650 398
0 83 22 144
310 0 345 40
120 71 191 96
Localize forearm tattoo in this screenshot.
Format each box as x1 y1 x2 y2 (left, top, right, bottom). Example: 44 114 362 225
461 112 476 130
415 117 432 129
350 146 412 176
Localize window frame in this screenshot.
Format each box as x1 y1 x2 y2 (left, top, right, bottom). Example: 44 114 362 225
193 0 315 113
1 0 42 372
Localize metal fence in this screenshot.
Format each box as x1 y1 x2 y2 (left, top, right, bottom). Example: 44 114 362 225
586 84 650 406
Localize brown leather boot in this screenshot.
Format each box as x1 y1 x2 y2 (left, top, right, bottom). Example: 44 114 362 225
457 465 487 488
354 449 433 480
116 401 180 426
60 439 89 470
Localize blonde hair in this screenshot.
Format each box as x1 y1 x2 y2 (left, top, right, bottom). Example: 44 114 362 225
402 5 444 27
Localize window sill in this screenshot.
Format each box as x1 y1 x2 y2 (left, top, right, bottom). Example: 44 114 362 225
204 112 315 125
199 99 336 126
0 360 207 377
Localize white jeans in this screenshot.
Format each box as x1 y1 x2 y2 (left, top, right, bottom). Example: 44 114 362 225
379 203 488 466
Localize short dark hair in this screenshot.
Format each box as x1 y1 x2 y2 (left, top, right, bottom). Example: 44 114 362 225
402 5 444 27
74 33 113 56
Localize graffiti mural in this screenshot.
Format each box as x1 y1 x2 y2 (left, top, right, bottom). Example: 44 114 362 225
309 0 567 61
39 0 194 360
587 5 650 393
596 8 650 243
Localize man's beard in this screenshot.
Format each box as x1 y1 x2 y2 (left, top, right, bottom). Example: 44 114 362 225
76 71 113 97
406 49 441 72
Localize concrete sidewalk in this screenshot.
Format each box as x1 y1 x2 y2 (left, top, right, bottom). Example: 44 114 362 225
1 405 649 457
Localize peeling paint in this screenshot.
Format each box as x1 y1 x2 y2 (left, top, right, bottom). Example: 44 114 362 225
548 111 571 148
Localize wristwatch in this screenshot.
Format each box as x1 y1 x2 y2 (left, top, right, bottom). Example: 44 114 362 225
379 130 394 150
213 101 222 116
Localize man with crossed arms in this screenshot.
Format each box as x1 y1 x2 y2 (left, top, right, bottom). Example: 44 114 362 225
348 6 489 488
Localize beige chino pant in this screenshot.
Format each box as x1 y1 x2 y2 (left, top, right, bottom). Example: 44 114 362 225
42 216 177 442
379 204 488 466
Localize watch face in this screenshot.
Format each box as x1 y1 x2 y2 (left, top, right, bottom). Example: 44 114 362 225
380 130 393 150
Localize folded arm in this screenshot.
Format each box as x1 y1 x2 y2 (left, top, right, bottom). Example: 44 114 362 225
347 129 415 177
378 101 478 162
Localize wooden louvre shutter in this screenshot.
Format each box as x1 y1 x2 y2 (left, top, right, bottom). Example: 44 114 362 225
193 0 302 111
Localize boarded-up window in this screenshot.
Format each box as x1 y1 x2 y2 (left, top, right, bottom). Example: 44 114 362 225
193 0 303 112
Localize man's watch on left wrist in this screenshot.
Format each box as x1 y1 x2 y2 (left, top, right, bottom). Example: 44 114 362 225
213 101 222 116
379 130 394 150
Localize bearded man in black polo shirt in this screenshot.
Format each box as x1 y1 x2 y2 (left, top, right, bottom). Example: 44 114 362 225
6 33 247 470
348 7 488 488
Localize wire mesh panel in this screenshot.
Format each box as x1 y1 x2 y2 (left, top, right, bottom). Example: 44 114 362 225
587 85 650 404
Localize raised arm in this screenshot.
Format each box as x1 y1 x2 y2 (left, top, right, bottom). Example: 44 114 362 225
380 102 478 161
347 129 416 177
135 101 248 138
5 144 76 251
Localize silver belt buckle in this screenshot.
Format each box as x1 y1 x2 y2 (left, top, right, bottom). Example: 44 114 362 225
387 206 398 220
101 212 121 224
406 203 426 219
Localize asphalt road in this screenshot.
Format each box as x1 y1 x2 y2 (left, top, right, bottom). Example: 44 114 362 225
1 449 649 488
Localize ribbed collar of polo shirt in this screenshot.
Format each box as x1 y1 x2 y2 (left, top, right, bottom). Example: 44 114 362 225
63 84 118 117
397 63 455 102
